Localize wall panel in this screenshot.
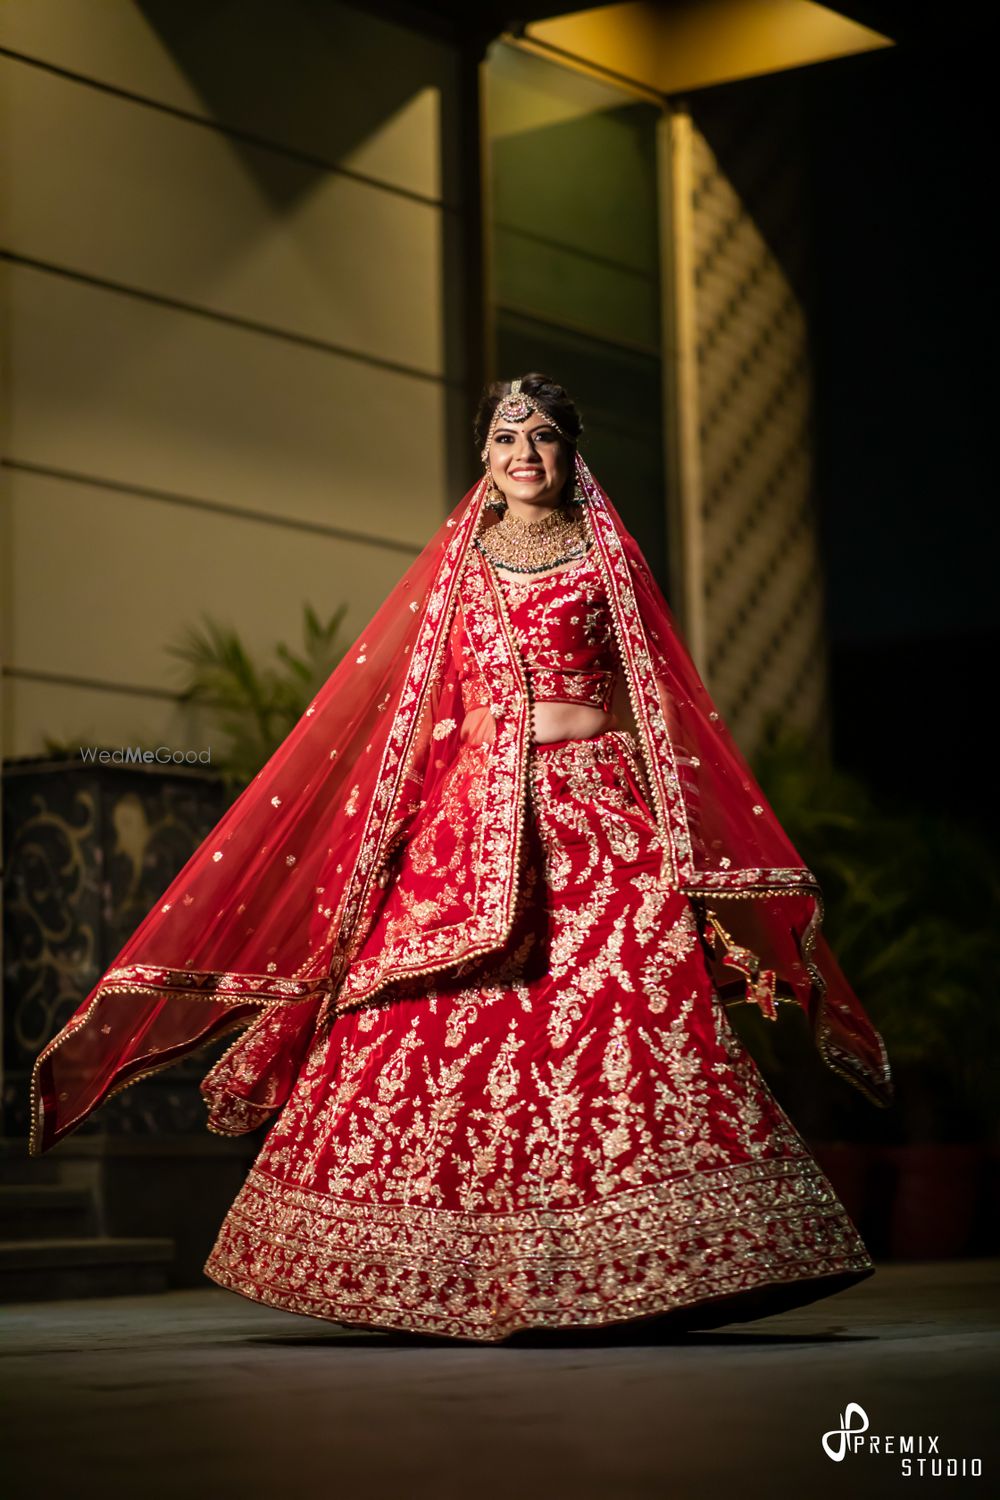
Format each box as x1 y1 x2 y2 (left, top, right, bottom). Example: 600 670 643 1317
0 1 464 761
7 468 410 693
1 56 447 376
7 264 444 548
0 0 460 201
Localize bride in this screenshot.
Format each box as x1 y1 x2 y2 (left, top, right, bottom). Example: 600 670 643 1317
31 373 891 1342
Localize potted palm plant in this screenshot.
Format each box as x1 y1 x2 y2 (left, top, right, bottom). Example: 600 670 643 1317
747 722 998 1258
165 602 349 796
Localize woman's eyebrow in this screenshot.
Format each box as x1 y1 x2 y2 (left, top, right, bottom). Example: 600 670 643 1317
494 422 555 435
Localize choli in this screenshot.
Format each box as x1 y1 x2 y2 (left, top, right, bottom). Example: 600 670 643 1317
495 548 618 712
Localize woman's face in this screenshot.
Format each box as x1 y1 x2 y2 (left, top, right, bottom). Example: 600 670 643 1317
489 414 570 510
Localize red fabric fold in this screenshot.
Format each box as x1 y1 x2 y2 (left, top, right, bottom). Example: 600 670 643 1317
30 457 890 1155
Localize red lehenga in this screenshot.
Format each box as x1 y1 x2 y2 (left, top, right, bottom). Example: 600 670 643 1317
30 458 891 1343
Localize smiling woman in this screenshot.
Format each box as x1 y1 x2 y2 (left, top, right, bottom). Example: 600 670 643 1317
473 374 622 744
32 372 891 1344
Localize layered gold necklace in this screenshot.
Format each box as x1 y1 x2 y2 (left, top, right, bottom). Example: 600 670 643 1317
475 502 590 576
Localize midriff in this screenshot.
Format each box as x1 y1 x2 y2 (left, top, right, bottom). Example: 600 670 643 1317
529 700 619 745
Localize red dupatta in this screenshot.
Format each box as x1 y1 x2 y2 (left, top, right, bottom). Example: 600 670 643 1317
30 457 891 1154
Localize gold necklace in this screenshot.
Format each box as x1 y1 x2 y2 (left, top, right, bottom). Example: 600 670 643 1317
475 503 589 575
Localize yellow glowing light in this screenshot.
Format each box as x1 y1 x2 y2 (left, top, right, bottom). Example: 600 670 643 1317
525 0 895 97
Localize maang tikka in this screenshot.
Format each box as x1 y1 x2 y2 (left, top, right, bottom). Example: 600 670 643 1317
481 378 586 510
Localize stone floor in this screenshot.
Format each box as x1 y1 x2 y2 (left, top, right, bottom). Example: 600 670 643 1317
2 1261 997 1499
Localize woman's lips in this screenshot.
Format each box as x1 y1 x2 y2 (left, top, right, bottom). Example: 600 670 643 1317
510 469 544 480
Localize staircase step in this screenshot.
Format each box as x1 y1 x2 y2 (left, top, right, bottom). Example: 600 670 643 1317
0 1139 59 1184
0 1236 175 1302
0 1184 95 1239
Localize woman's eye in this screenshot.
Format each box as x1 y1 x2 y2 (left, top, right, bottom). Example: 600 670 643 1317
494 428 555 446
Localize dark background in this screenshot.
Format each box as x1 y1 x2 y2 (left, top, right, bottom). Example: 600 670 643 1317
673 16 993 831
807 32 992 828
421 0 996 831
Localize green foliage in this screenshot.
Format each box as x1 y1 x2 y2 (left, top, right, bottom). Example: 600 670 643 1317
165 603 349 795
751 717 999 1140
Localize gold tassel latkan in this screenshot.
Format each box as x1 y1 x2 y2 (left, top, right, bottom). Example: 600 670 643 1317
702 910 779 1022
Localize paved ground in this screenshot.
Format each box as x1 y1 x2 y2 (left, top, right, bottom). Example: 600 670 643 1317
2 1261 997 1499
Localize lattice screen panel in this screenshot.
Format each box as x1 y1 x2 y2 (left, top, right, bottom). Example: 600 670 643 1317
688 122 829 758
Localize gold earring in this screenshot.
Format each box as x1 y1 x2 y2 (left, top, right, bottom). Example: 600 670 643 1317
485 472 507 514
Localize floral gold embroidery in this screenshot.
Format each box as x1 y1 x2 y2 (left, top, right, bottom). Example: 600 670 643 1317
204 731 872 1341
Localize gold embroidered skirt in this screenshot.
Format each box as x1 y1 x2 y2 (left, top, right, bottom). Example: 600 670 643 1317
204 730 873 1342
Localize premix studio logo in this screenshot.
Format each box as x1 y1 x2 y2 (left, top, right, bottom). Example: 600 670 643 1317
822 1402 983 1479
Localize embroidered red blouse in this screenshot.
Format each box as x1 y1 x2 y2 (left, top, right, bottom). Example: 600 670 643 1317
494 548 618 712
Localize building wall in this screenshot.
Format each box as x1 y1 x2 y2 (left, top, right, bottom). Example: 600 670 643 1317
665 80 831 757
0 0 466 760
482 44 829 756
483 40 669 592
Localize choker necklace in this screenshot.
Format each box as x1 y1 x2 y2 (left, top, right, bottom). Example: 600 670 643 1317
475 503 590 575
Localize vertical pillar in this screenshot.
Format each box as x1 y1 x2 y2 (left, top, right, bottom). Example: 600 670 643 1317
657 106 708 675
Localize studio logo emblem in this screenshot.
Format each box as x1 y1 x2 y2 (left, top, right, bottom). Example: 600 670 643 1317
821 1401 982 1478
823 1402 870 1461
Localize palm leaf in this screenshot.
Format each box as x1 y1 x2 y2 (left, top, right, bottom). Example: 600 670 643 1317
165 603 349 793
